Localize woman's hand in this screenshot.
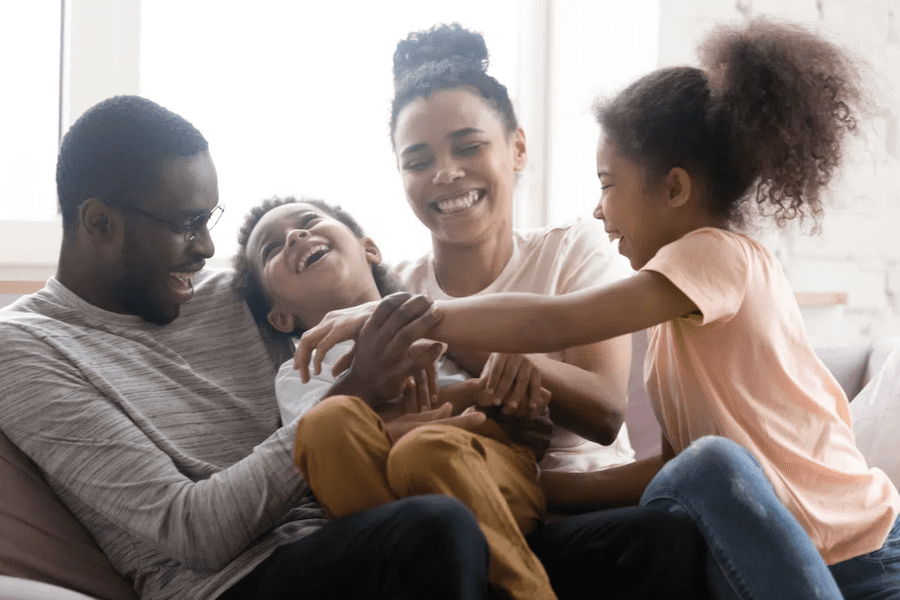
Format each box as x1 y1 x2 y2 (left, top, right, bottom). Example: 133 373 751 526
477 353 549 419
294 292 442 382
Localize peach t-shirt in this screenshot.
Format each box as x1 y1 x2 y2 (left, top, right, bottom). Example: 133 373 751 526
642 227 899 564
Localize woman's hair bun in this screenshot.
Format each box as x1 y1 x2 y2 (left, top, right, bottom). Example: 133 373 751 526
393 23 489 86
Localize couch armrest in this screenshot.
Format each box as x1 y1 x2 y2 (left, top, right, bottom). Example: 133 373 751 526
865 336 900 387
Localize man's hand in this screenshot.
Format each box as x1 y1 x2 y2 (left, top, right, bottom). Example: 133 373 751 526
384 403 487 445
294 293 442 382
307 294 444 409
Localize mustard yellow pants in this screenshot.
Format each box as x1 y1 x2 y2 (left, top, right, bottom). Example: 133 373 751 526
294 395 556 600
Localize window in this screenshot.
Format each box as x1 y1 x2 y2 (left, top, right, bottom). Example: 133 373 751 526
2 0 660 274
0 2 61 222
139 0 521 266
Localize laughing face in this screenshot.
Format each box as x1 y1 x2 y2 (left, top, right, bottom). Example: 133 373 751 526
113 151 218 324
245 202 383 332
392 87 527 248
593 136 674 271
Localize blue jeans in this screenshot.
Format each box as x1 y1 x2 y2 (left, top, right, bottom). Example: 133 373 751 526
217 495 492 600
641 436 900 600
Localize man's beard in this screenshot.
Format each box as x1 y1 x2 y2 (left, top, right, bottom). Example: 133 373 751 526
114 243 179 325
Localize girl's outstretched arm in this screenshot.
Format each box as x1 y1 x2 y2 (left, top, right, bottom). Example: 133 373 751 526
295 271 696 381
429 271 698 353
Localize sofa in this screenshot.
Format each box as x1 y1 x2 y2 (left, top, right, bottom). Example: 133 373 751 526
2 332 899 599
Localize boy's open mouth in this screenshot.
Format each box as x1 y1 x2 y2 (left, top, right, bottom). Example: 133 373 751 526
297 244 331 273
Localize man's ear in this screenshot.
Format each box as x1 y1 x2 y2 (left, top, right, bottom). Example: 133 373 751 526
665 167 691 208
267 309 297 334
79 198 118 241
512 127 528 173
362 237 382 265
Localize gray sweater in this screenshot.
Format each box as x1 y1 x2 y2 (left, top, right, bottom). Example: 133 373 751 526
0 270 327 600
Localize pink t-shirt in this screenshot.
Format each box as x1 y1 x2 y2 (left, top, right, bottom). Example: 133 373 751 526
642 227 899 564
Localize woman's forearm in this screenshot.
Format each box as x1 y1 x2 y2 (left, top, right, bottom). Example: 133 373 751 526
529 339 630 446
541 454 666 513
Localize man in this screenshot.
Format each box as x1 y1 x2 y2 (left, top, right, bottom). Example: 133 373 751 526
0 95 491 600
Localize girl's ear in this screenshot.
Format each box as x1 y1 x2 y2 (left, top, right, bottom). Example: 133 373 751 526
362 237 382 265
665 167 692 208
512 127 528 172
267 309 296 334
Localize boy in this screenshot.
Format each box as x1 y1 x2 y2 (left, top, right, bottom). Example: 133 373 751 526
234 196 556 600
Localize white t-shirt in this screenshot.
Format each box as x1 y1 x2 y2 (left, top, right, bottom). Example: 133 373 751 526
276 340 469 425
395 218 636 472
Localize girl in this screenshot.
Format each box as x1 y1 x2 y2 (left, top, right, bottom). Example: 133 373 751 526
299 17 900 599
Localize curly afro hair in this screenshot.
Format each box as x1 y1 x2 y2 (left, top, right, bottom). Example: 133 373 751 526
233 196 400 337
594 17 863 230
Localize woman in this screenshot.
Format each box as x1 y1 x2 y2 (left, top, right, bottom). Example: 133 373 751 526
386 23 706 599
390 22 635 486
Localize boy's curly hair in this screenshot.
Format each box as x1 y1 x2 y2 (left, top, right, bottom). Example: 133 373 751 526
233 196 399 337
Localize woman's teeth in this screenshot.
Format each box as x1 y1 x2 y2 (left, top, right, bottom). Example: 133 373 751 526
434 190 481 214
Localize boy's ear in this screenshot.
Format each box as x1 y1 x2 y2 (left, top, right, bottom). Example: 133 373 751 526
267 309 296 334
512 127 528 172
362 237 382 265
665 167 691 208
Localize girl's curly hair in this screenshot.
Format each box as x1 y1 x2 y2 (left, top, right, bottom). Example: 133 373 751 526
595 17 864 230
233 196 399 337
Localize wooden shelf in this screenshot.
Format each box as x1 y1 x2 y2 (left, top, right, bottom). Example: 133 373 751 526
0 281 45 294
795 292 848 306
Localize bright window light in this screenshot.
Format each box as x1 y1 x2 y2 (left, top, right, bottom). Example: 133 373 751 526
0 1 61 222
139 0 518 266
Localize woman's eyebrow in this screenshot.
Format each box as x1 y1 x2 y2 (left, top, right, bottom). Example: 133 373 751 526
448 127 484 139
400 143 428 157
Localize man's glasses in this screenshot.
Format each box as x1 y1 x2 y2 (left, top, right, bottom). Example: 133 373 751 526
118 204 225 242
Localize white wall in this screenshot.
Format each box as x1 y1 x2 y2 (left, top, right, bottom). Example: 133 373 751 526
658 0 900 340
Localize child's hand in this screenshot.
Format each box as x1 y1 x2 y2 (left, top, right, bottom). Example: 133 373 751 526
384 402 487 445
477 353 549 419
294 292 442 382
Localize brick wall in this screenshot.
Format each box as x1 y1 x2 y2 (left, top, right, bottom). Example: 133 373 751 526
657 0 900 340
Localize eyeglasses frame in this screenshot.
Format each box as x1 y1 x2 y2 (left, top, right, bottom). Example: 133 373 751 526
114 203 225 242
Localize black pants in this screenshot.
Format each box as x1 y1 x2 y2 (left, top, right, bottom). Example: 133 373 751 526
217 495 491 600
220 497 705 600
527 504 708 599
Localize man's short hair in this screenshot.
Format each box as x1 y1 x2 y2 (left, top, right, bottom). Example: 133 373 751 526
56 95 209 228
